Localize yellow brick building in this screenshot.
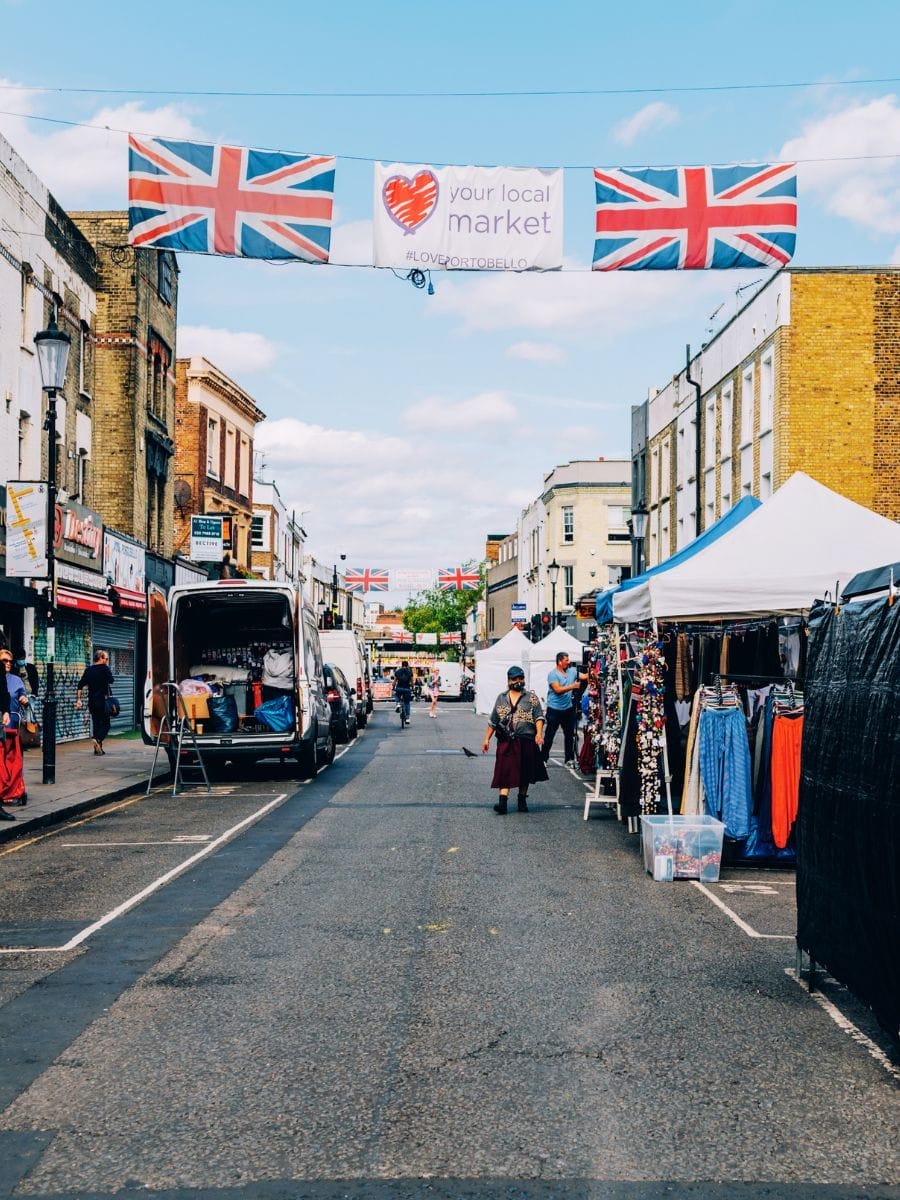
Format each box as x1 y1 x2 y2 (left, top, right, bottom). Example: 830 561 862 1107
641 268 900 566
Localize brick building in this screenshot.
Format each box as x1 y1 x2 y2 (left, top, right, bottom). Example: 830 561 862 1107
637 268 900 567
70 211 178 558
484 532 518 642
251 478 305 583
173 357 265 571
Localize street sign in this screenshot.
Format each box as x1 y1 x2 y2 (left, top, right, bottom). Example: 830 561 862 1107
511 602 527 613
190 514 223 560
5 481 48 577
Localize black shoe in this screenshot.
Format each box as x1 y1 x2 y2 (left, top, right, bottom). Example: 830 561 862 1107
517 796 529 812
493 800 508 815
0 808 15 821
11 795 26 807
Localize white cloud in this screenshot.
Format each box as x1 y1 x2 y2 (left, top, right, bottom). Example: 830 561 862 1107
330 219 374 266
432 259 728 334
612 101 680 146
780 95 900 236
402 390 517 431
178 326 278 379
257 418 411 470
507 340 566 364
0 81 204 206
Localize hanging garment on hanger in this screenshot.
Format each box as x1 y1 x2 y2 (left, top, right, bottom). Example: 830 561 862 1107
698 705 752 839
719 634 731 677
755 622 782 678
675 633 692 701
681 688 705 816
771 710 804 848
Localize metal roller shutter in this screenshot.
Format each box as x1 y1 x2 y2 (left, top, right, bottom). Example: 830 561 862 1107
91 615 138 731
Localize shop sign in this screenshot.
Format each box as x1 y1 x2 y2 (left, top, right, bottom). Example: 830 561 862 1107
103 531 146 593
190 515 223 560
54 500 104 571
5 481 48 577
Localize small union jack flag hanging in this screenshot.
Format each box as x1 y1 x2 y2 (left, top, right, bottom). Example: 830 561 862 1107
437 567 481 591
441 631 462 644
393 630 414 644
128 135 335 262
344 568 390 594
593 162 797 271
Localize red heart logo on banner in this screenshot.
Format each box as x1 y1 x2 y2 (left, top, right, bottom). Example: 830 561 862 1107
382 171 439 234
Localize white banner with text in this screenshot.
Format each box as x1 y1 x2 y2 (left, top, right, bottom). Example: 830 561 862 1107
374 163 563 271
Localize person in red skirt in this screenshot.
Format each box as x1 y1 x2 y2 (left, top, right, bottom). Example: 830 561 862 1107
481 665 547 815
0 648 28 815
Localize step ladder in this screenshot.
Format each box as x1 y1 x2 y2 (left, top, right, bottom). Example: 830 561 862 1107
584 767 620 821
146 682 211 797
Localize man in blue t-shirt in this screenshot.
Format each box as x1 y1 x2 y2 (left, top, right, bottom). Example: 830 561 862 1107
541 650 587 766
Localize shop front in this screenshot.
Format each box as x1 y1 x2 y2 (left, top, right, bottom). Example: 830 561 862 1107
101 530 148 732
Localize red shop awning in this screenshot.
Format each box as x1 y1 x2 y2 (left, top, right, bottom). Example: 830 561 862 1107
56 585 114 616
111 586 147 612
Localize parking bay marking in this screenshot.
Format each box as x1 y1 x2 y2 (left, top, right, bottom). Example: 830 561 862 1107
0 793 290 955
691 880 793 940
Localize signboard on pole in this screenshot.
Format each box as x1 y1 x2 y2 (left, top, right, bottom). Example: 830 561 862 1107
190 515 223 560
511 603 527 614
5 481 48 577
390 568 434 593
416 632 438 645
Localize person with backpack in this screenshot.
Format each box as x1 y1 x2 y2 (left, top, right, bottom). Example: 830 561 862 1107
393 660 413 725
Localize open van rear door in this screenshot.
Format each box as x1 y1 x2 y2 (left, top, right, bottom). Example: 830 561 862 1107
143 582 170 743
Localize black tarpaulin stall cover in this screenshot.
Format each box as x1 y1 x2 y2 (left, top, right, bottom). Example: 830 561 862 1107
798 597 900 1039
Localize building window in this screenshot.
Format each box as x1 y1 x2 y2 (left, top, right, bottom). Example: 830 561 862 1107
158 253 175 305
705 397 716 469
760 351 774 433
17 414 30 478
76 450 89 502
239 435 250 498
207 417 219 477
660 438 671 498
251 515 266 549
562 505 574 543
740 364 755 446
759 430 774 500
720 465 732 514
720 384 733 459
563 565 574 607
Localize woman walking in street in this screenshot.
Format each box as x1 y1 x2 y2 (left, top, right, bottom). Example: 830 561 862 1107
482 664 547 814
76 649 115 755
0 648 29 813
428 666 441 718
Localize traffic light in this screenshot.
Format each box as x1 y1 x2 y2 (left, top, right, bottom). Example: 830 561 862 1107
322 609 334 630
555 612 567 628
530 614 541 642
334 613 344 629
540 610 552 639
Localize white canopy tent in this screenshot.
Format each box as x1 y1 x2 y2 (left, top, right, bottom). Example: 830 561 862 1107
474 628 533 714
614 473 900 623
526 624 585 699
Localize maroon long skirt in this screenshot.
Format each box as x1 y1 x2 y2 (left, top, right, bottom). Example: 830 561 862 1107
491 736 549 790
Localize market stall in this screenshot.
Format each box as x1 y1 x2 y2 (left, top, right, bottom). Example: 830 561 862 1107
525 624 584 698
474 627 532 715
796 565 900 1038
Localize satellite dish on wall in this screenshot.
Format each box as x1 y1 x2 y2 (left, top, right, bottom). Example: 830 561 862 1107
173 479 192 515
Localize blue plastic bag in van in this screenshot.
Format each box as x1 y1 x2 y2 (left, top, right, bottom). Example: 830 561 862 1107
254 695 294 732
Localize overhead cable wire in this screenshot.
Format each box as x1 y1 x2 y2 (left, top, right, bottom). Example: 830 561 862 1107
1 75 899 99
3 108 900 171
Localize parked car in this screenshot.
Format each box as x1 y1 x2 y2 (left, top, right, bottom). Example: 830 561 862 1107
319 630 370 726
324 662 358 744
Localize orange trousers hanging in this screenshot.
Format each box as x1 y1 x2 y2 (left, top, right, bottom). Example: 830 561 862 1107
770 713 804 849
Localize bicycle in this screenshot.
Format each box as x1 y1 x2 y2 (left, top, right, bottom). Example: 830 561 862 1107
396 687 412 728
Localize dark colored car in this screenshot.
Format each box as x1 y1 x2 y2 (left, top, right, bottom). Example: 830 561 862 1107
324 663 358 744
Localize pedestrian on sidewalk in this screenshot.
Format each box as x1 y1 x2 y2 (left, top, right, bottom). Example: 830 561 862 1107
13 647 40 696
482 665 547 814
541 651 588 767
0 648 28 813
428 666 440 718
75 649 115 755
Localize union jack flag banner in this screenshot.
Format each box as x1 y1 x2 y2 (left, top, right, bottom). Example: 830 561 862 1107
344 567 390 593
437 567 481 591
394 630 414 644
441 631 462 644
592 163 797 271
128 135 335 262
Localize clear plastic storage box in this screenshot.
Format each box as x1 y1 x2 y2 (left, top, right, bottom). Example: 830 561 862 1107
640 814 725 882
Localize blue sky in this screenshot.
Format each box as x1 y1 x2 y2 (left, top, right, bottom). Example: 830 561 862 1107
2 0 900 595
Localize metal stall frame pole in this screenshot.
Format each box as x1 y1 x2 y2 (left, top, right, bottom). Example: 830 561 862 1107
653 618 674 817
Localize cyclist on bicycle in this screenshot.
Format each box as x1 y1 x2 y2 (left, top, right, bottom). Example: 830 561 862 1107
394 661 413 725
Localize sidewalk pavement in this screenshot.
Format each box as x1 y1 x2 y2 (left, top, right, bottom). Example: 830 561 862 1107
0 734 164 845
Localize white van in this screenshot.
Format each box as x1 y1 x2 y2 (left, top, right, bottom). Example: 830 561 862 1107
318 629 369 727
143 580 334 776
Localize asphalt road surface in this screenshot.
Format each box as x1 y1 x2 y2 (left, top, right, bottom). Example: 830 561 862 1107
0 703 897 1200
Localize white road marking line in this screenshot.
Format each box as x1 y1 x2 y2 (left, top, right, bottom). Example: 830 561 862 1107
59 840 213 848
0 793 290 955
690 880 792 939
785 968 900 1083
719 883 779 895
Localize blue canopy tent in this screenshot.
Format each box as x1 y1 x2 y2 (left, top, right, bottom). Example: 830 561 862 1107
595 495 762 623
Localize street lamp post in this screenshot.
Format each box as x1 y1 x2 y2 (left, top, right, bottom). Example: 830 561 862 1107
630 499 648 576
34 310 71 787
547 558 560 631
332 553 346 627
